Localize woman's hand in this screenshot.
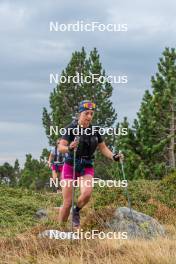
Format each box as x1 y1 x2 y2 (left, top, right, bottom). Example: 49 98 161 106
113 152 124 162
69 140 79 150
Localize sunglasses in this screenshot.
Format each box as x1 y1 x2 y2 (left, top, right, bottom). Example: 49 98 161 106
83 102 96 110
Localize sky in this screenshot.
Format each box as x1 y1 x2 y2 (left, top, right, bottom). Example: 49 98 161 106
0 0 176 166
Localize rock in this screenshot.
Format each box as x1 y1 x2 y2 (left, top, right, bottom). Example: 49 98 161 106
35 208 48 220
106 207 165 239
38 230 77 239
38 230 51 238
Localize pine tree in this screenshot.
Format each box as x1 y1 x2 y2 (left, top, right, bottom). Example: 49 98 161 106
13 159 21 184
42 47 117 145
40 148 50 164
0 162 15 185
42 47 117 178
19 154 50 190
134 47 176 178
112 117 141 180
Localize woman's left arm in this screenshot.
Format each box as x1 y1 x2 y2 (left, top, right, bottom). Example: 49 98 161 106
98 142 113 160
98 142 124 161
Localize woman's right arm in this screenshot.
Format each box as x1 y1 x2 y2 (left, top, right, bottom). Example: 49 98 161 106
48 153 53 168
58 139 69 153
59 139 79 153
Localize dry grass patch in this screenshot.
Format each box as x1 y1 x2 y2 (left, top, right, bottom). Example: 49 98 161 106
0 230 176 264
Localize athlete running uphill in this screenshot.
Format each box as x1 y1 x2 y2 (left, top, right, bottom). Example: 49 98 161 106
48 139 65 193
58 100 123 227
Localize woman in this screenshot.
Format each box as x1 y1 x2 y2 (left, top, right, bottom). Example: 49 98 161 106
48 139 65 192
58 100 123 227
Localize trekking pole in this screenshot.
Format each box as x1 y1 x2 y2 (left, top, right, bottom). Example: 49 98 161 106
119 150 137 237
71 136 80 234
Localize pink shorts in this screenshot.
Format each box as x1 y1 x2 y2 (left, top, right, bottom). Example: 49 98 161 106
51 164 63 173
61 163 94 180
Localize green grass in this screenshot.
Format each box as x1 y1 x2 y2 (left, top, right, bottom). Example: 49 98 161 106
0 172 176 237
0 185 62 237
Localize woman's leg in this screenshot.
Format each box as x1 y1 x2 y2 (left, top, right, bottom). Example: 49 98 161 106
57 165 63 193
71 175 93 227
51 164 58 181
51 166 58 192
59 180 73 222
77 175 93 208
59 163 75 222
52 170 58 181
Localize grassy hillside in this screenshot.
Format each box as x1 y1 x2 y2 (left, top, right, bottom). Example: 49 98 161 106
0 186 62 237
0 172 176 263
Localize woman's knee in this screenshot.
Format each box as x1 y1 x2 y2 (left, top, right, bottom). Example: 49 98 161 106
81 190 92 201
63 199 72 209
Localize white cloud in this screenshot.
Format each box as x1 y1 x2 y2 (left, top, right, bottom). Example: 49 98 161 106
0 2 34 32
0 121 37 132
0 0 175 165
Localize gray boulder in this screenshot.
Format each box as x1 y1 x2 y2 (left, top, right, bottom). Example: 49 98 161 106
106 207 165 239
38 230 77 240
35 208 48 220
